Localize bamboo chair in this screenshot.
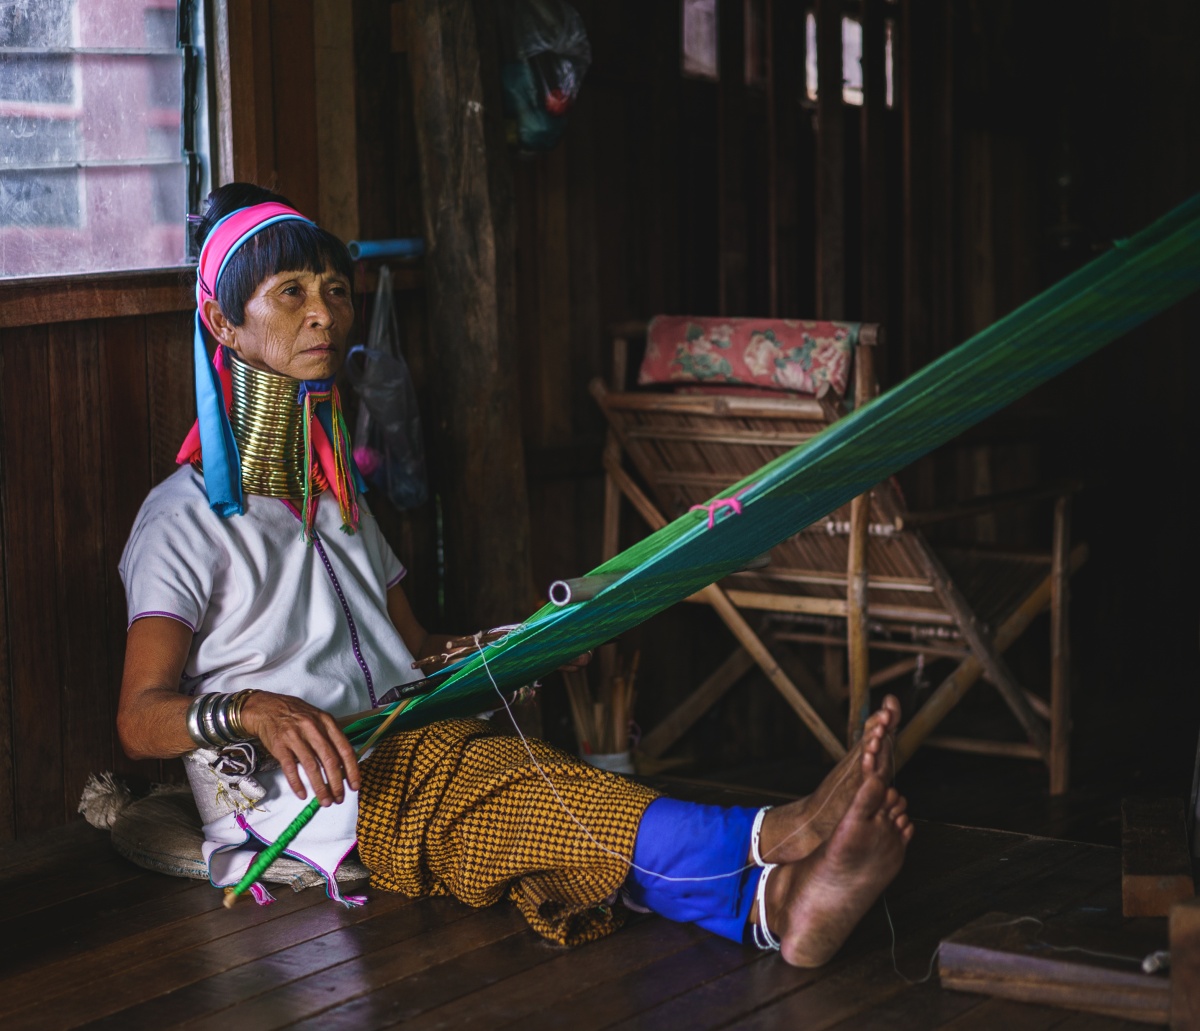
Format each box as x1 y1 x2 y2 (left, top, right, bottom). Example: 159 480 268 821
591 317 1085 793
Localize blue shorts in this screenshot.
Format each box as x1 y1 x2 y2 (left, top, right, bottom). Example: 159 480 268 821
623 797 763 944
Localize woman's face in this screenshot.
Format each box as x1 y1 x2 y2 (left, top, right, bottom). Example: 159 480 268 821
206 266 354 381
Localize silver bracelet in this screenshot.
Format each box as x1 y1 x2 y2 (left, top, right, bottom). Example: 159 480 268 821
199 692 225 747
213 694 236 743
185 695 211 748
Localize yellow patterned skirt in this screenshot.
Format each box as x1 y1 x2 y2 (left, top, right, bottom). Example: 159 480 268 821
356 718 659 946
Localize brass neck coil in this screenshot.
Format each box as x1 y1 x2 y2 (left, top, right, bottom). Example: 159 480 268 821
227 353 327 499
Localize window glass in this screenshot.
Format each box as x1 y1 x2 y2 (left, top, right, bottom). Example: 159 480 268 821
804 8 895 109
0 0 209 279
682 0 718 80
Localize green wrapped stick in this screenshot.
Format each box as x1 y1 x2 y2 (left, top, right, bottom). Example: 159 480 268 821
223 698 414 907
222 796 321 908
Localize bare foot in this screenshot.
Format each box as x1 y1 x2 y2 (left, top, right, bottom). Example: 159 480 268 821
762 774 913 968
755 696 900 864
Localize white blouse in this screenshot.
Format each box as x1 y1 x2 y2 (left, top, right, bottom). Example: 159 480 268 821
120 465 420 901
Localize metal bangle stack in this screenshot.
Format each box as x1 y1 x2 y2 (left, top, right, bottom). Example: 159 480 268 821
186 689 256 748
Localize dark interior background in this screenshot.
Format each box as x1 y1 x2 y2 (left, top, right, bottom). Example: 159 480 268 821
0 0 1196 842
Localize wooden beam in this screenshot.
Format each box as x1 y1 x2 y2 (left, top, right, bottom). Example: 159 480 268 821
767 0 802 315
1122 797 1194 918
860 0 887 333
0 271 192 329
717 0 748 314
639 648 756 760
900 0 933 378
815 0 845 318
408 0 533 627
895 544 1088 767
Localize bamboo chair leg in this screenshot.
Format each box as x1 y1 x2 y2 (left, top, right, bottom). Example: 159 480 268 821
1049 495 1072 794
895 543 1088 768
916 536 1051 758
846 336 875 744
846 491 870 744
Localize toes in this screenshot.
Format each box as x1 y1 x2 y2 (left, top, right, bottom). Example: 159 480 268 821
887 794 907 820
895 813 911 833
850 774 888 819
900 822 915 844
882 694 901 719
884 787 899 807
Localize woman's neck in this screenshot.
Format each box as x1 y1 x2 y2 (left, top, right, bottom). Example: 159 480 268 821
228 351 326 499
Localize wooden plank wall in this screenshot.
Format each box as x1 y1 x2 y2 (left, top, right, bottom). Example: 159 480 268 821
0 310 194 841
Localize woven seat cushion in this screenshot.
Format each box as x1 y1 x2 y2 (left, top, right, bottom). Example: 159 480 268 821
110 786 369 888
640 316 858 397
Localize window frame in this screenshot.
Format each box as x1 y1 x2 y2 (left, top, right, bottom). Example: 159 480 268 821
0 0 212 302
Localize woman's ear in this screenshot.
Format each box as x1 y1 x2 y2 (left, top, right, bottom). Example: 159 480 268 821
202 298 239 350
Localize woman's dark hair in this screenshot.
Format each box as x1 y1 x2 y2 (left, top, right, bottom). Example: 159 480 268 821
195 183 354 326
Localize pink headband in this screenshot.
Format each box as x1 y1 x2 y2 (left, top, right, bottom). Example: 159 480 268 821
195 201 314 334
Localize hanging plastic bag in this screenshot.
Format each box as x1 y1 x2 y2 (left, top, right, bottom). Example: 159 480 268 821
502 0 591 152
345 266 429 510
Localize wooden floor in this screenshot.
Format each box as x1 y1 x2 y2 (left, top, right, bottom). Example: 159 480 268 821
0 781 1167 1030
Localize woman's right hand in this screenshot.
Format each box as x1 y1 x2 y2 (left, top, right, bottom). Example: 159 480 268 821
239 692 361 806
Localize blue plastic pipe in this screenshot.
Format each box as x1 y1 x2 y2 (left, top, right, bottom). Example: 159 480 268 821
346 237 425 261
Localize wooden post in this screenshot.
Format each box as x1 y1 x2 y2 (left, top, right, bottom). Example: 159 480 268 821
407 0 534 627
1050 493 1072 794
846 336 875 742
767 0 802 316
718 0 748 315
815 0 845 319
860 0 887 334
214 0 276 186
601 334 631 562
313 0 360 243
1122 797 1194 917
1171 898 1200 1029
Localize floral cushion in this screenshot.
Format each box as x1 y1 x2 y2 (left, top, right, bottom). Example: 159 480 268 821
639 316 857 398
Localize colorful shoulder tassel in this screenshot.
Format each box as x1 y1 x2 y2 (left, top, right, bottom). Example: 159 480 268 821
298 381 360 543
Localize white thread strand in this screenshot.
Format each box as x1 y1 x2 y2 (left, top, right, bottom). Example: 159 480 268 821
476 636 866 884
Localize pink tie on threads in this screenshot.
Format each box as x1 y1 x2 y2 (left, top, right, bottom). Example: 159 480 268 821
690 486 753 529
